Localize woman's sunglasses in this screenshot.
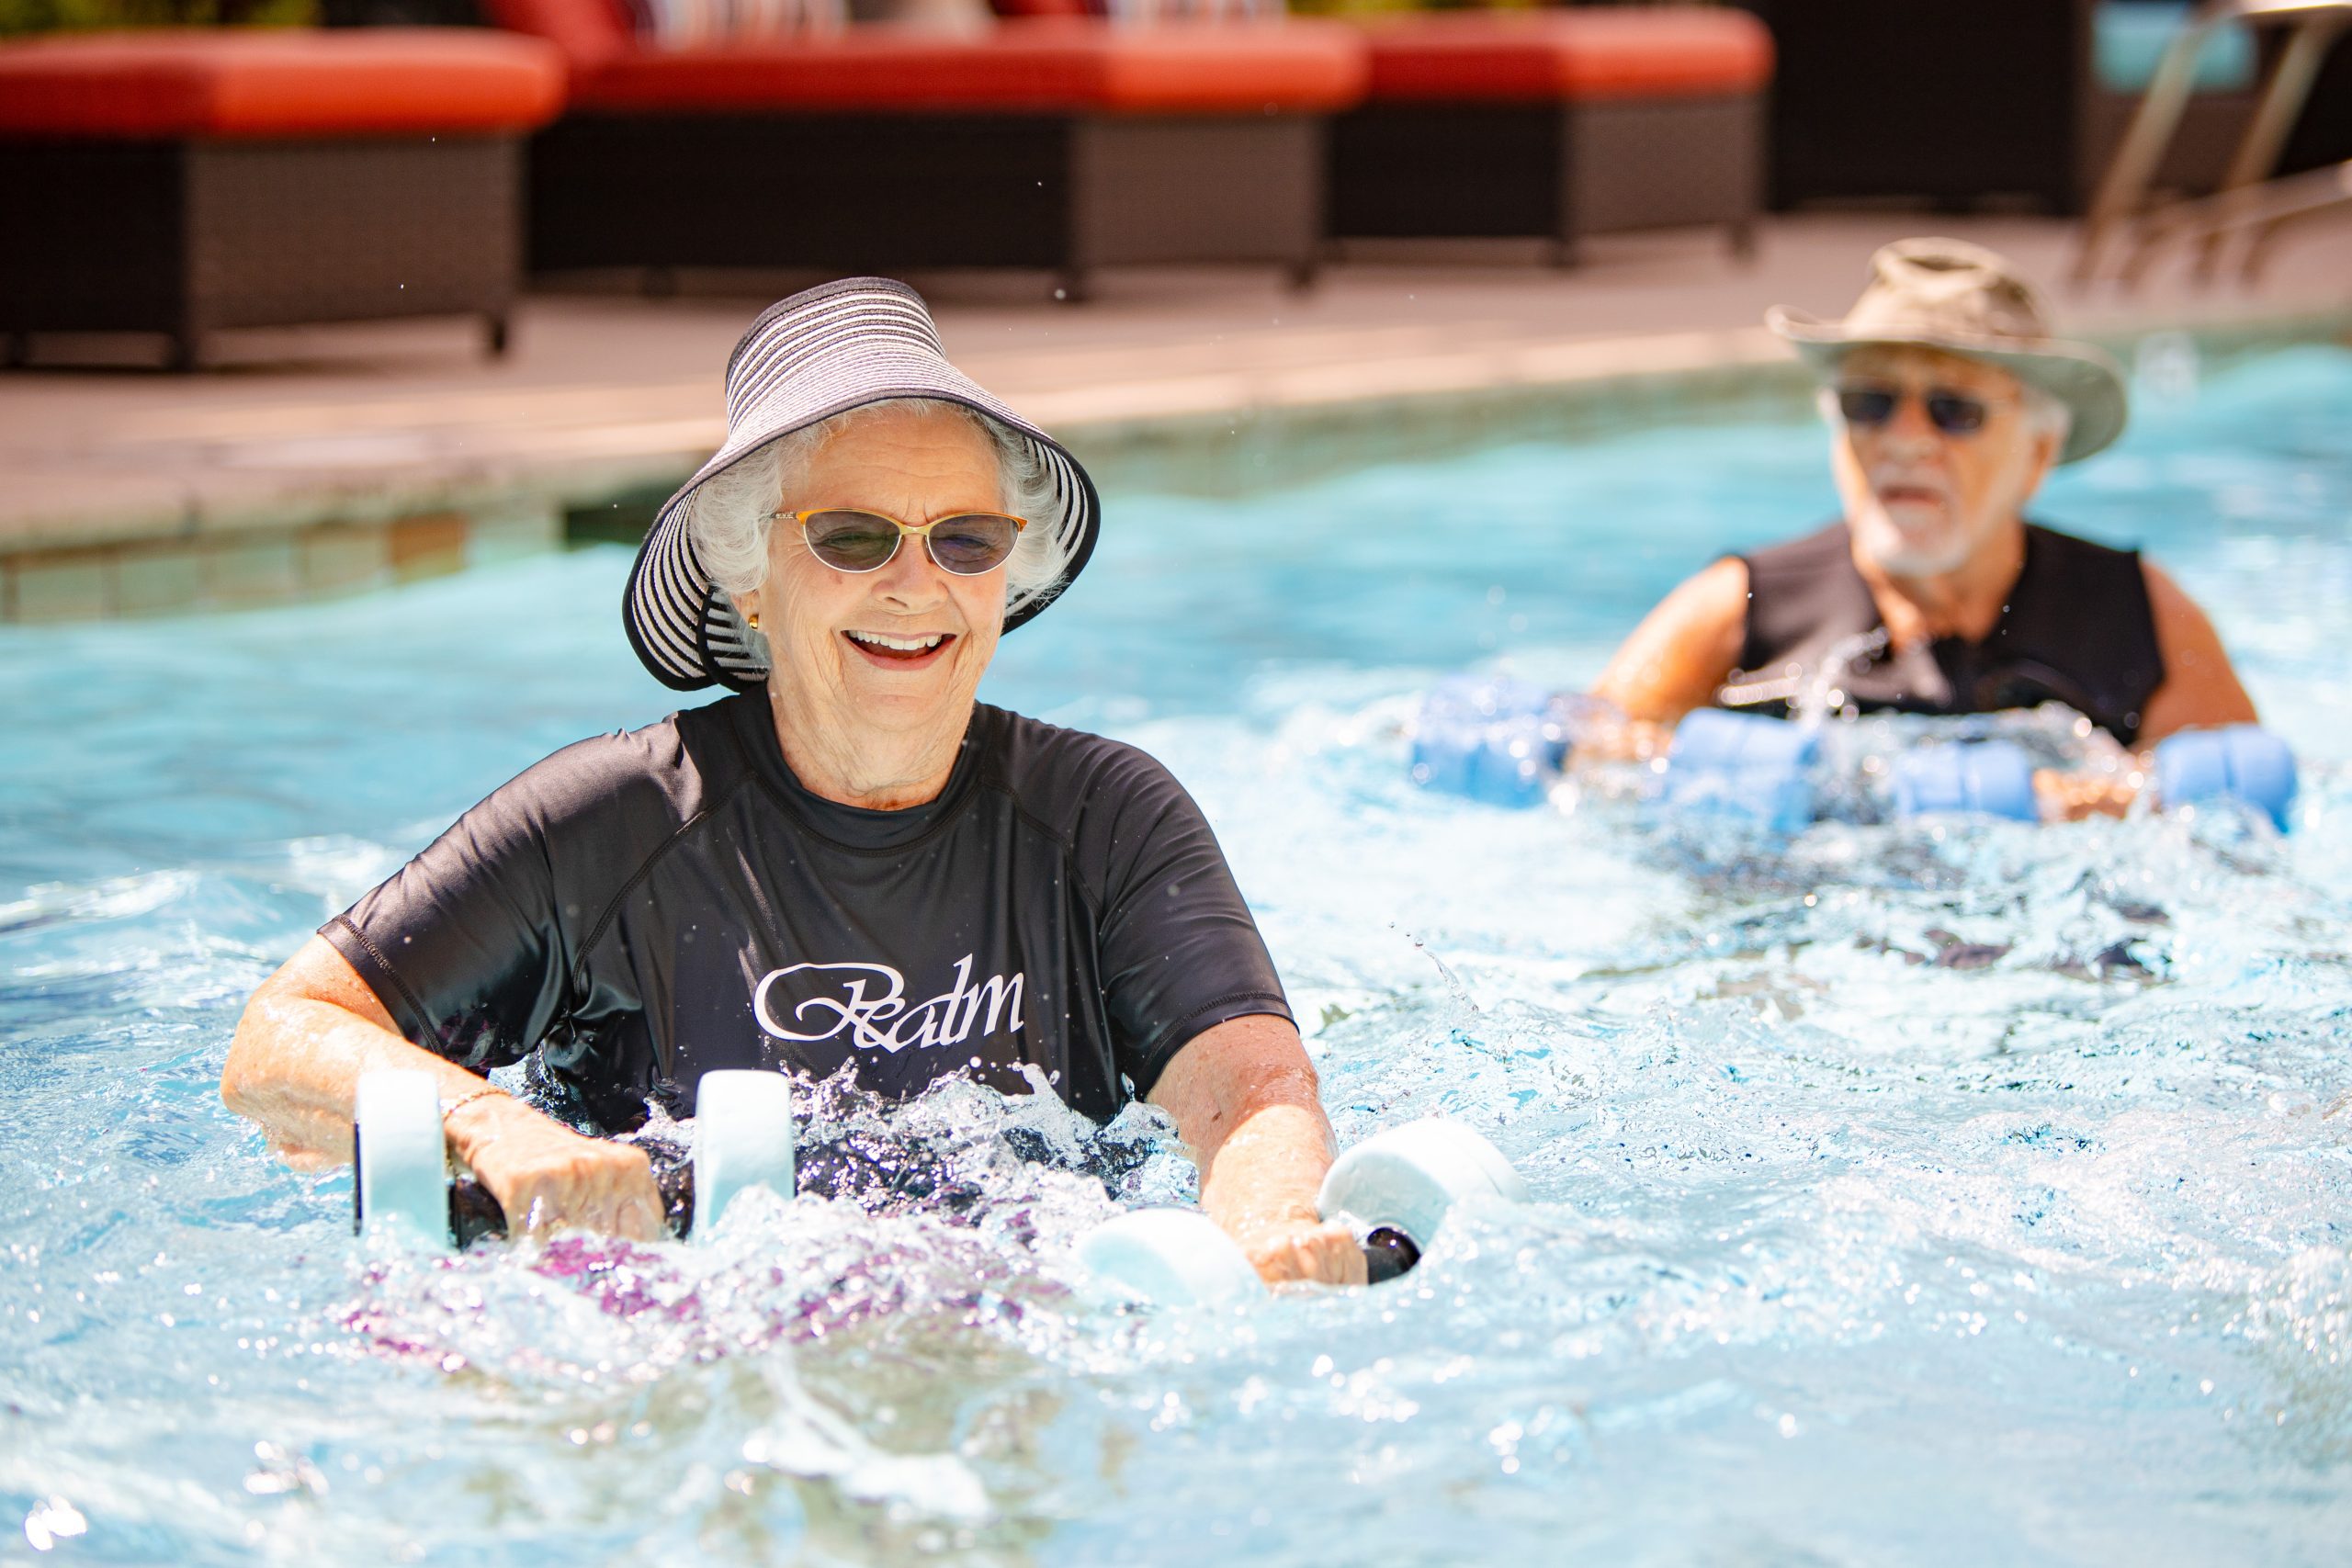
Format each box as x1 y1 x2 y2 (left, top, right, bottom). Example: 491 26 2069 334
1835 383 2007 437
772 508 1027 576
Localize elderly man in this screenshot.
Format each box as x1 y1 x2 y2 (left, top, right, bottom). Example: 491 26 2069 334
221 278 1363 1285
1592 239 2256 812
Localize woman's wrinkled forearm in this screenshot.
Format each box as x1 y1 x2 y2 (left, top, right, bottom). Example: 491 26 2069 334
1150 1014 1366 1286
220 936 662 1239
221 986 475 1162
1195 1097 1327 1243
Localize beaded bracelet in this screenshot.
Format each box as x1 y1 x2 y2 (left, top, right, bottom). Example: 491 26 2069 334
438 1085 510 1122
438 1086 510 1169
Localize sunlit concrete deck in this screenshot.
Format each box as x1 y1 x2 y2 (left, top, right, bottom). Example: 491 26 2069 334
2 211 2346 620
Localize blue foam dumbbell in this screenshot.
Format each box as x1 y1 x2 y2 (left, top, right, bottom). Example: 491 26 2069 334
1408 675 1569 808
2154 726 2297 830
1889 740 2039 822
1661 708 1820 833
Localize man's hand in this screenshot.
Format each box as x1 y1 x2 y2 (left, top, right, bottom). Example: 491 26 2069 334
1239 1214 1369 1288
2033 767 2141 822
1566 709 1677 766
450 1094 664 1241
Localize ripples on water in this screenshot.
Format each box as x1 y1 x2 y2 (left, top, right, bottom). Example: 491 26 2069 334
3 348 2349 1563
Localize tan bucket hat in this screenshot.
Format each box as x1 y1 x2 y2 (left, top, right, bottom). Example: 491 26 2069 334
1767 236 2129 465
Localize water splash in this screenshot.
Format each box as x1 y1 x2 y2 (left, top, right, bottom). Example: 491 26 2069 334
5 348 2351 1562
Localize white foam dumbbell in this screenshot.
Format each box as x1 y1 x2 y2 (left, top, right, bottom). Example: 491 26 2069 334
353 1069 454 1245
1079 1208 1269 1308
690 1068 797 1238
1317 1118 1530 1278
1080 1118 1524 1305
355 1066 798 1247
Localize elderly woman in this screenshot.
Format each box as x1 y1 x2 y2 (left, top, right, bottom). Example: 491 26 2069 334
221 279 1362 1285
1591 238 2256 814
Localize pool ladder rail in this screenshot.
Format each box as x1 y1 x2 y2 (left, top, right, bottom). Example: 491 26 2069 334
2075 0 2352 288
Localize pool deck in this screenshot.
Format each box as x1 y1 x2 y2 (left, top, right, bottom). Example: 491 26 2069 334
3 210 2347 622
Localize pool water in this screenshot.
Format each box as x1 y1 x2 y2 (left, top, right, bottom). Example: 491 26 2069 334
5 345 2350 1564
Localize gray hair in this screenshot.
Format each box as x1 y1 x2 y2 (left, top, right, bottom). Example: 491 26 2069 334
2017 381 2073 445
684 397 1073 626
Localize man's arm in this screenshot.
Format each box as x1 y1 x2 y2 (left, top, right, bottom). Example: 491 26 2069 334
1148 1013 1366 1288
1588 558 1751 750
222 935 663 1239
2135 559 2258 744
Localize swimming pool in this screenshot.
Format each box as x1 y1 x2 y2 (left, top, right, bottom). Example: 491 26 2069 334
4 344 2349 1563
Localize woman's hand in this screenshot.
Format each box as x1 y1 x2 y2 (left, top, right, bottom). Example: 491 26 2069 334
1151 1016 1367 1289
1239 1213 1369 1288
220 939 662 1241
449 1094 664 1242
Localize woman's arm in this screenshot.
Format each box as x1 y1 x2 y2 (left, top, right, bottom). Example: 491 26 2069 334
222 935 664 1239
1148 1013 1366 1287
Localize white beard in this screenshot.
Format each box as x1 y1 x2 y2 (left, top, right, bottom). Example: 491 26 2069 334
1851 499 1975 579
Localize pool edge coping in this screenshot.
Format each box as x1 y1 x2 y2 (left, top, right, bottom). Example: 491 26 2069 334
5 301 2347 623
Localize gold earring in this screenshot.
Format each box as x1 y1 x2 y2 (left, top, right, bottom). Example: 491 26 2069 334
746 611 760 629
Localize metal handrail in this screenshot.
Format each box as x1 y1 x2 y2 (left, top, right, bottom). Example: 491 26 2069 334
2073 0 2352 287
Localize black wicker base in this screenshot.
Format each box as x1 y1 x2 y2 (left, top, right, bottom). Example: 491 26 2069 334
1328 96 1761 261
528 111 1326 298
0 135 520 369
1736 0 2271 216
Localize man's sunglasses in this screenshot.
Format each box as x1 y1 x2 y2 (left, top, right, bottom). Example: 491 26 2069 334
1835 383 2008 437
772 508 1027 576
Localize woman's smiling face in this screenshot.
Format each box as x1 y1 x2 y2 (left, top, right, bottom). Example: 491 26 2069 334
742 402 1011 754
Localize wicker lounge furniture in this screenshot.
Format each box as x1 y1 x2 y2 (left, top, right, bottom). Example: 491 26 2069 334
486 0 1368 298
1326 8 1774 264
0 28 565 369
1741 0 2270 214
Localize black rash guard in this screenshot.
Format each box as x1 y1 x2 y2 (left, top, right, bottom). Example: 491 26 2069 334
322 696 1291 1132
1728 521 2165 745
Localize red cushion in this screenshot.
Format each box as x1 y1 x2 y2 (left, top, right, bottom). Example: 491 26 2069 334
0 28 567 139
573 18 1369 115
478 0 635 73
1360 10 1773 104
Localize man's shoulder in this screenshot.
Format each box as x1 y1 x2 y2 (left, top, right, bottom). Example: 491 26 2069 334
2026 519 2142 570
1737 520 1852 577
2018 522 2158 645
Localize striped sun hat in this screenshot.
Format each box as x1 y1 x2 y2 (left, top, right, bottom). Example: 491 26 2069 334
624 277 1102 693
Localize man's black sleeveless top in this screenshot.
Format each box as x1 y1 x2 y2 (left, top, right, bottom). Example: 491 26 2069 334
1727 522 2165 744
322 696 1290 1133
